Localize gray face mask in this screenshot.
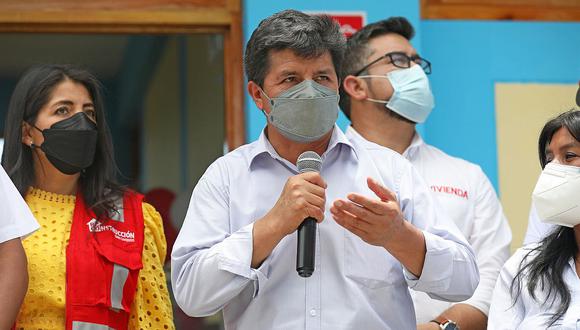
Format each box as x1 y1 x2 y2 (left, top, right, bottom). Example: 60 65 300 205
260 80 339 143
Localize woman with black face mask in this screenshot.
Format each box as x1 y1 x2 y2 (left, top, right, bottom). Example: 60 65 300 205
1 64 174 329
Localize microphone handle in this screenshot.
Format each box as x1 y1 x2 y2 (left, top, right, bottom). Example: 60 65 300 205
296 217 317 278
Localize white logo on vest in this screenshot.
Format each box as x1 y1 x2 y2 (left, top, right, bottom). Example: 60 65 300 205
87 219 135 242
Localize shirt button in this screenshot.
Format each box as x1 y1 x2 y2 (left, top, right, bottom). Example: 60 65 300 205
309 309 317 317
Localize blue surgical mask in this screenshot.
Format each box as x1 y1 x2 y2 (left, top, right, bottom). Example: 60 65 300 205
260 80 339 143
359 65 434 123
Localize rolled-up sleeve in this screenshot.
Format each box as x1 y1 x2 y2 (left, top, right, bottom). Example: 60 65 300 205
461 169 511 316
171 165 270 317
0 167 39 242
399 165 479 301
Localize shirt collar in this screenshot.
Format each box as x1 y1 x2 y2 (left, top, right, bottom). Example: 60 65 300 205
346 125 424 160
345 125 374 148
402 132 424 159
346 125 395 155
249 125 357 170
568 257 578 277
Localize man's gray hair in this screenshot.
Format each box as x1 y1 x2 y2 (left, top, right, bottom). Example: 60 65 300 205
244 10 346 87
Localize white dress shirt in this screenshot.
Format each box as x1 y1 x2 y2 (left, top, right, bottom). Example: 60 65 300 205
172 126 479 330
0 166 39 242
488 244 580 329
523 203 556 245
380 130 511 322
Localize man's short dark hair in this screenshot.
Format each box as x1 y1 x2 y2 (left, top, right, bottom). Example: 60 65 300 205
244 10 346 87
339 17 415 119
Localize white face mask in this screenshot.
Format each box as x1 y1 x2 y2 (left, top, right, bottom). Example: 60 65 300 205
532 162 580 227
358 65 434 123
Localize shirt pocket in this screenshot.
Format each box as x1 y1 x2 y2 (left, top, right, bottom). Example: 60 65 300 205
343 231 403 289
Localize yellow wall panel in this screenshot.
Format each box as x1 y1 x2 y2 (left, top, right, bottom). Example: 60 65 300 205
495 83 577 249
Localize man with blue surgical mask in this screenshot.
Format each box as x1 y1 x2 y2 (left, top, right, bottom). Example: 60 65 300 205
340 17 512 330
172 10 479 329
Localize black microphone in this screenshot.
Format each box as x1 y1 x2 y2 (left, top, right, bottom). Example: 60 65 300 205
296 151 323 278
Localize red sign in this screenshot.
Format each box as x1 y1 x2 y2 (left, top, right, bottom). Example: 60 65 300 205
308 12 366 38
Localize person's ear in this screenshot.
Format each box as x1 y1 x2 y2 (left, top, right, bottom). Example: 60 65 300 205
248 81 270 113
21 121 34 147
575 80 579 106
342 75 369 102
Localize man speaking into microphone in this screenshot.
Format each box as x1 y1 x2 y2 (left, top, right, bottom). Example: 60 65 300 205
171 10 479 329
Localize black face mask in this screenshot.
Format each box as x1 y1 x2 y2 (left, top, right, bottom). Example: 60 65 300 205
31 112 98 175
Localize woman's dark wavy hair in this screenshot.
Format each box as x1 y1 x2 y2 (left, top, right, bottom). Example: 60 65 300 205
510 109 580 327
1 64 125 219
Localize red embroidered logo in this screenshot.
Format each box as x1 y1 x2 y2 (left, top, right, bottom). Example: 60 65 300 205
87 219 135 242
431 185 469 200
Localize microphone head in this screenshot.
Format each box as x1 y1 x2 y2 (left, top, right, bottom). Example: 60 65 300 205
297 151 322 173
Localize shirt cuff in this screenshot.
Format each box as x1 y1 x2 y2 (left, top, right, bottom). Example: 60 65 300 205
459 298 489 317
216 222 272 297
251 254 272 297
460 277 494 316
404 230 454 292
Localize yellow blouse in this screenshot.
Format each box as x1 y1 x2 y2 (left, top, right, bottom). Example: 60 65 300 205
17 188 175 330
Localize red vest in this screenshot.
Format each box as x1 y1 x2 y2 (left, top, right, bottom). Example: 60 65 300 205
65 191 145 330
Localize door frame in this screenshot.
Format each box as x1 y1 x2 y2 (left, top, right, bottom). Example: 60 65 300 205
0 0 245 149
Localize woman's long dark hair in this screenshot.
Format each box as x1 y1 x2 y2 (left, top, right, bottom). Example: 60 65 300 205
510 110 580 327
1 64 125 219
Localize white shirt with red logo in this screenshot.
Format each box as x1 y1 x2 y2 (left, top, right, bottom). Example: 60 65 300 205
397 131 512 322
0 166 39 243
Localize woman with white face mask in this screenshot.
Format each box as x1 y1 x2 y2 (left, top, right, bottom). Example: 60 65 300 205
488 110 580 329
